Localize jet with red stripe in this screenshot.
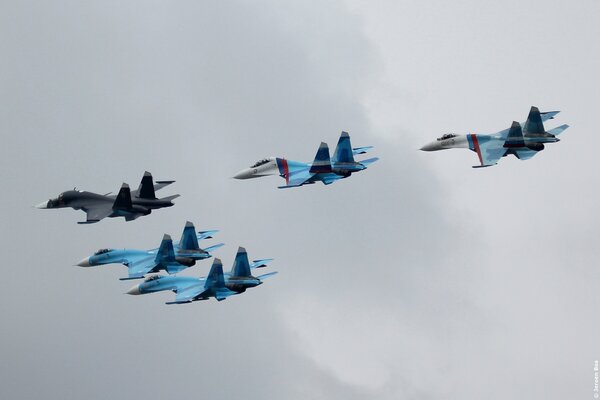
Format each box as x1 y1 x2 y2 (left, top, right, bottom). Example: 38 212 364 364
233 131 378 188
420 106 568 168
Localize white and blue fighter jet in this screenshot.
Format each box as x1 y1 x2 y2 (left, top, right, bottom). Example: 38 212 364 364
420 106 569 168
233 131 378 188
76 221 224 280
126 247 276 304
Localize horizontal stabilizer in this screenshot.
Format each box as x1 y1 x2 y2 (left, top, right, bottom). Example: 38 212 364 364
472 164 496 169
540 110 560 121
514 149 539 160
197 230 219 240
322 175 343 185
547 124 569 136
204 243 224 253
251 258 274 269
352 146 373 155
160 194 180 202
257 271 278 280
359 157 379 167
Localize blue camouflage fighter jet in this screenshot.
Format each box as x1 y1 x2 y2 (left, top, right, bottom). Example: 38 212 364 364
233 131 378 188
76 221 224 280
420 106 569 168
125 247 276 304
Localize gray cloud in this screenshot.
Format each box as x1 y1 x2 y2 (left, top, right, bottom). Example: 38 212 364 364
1 1 598 399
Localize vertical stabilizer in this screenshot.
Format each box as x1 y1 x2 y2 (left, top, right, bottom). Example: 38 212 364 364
136 171 157 199
231 247 252 277
155 234 176 264
309 142 332 173
332 131 356 164
523 106 545 135
504 121 525 148
113 183 133 210
179 221 200 251
205 258 225 289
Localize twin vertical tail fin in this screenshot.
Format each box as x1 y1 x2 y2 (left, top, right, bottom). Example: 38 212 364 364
231 247 252 277
523 106 545 135
179 221 200 251
113 183 133 210
137 171 157 199
309 142 332 173
504 121 525 148
332 131 356 164
205 258 225 289
155 234 176 264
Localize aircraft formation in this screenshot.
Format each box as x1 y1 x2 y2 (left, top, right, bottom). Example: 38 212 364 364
37 112 567 304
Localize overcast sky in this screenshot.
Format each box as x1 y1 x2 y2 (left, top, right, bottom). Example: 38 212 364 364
1 1 598 399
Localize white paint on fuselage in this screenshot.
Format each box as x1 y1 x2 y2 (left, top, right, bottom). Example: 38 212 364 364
420 135 469 151
233 157 279 179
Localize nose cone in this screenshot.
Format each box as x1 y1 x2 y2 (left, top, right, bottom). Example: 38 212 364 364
126 285 141 295
35 201 48 209
420 141 439 151
233 168 253 180
76 257 91 267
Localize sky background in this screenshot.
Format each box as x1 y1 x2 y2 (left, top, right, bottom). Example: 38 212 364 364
1 1 598 399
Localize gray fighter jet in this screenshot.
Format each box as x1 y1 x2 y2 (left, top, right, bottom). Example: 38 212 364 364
36 171 179 224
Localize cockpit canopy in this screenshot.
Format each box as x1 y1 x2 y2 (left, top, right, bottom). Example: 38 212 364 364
144 275 161 282
437 133 457 141
94 248 112 255
250 159 271 168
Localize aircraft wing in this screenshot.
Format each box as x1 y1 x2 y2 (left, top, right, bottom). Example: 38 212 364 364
78 206 113 224
173 282 206 303
471 137 507 168
278 169 314 189
124 255 157 279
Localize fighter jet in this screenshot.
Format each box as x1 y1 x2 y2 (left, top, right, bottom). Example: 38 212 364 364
233 131 378 188
36 171 179 223
76 221 224 280
420 106 569 168
126 247 276 304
